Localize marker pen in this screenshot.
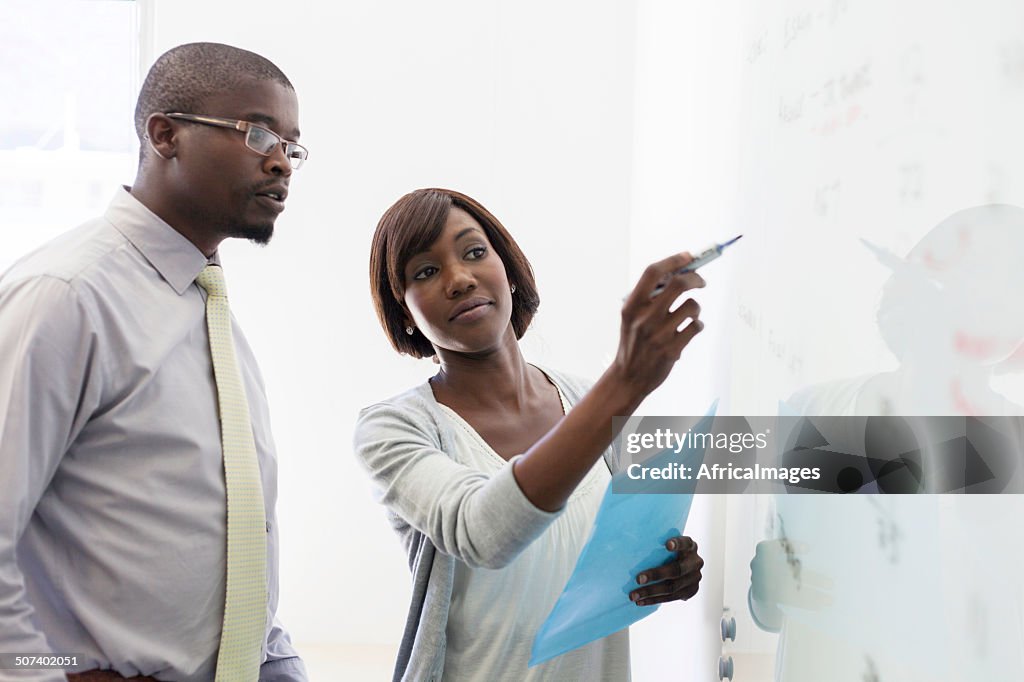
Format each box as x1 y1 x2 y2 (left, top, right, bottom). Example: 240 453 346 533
649 234 742 298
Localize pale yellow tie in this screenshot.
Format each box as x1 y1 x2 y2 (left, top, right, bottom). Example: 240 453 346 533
197 264 267 682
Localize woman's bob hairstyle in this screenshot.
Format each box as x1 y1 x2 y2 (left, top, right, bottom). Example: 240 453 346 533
369 188 540 358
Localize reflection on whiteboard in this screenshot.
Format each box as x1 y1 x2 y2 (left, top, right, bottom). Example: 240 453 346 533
711 1 1024 680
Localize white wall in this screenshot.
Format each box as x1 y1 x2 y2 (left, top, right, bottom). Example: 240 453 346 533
147 0 639 652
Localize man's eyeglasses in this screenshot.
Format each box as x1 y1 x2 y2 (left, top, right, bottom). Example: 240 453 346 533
165 113 309 169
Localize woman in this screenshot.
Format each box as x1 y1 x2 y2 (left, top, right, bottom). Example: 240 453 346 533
355 188 707 681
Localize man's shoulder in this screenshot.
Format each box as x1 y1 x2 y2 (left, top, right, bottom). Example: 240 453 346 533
2 216 127 289
0 219 129 341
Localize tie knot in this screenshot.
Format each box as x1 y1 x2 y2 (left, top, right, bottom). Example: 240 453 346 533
196 264 227 298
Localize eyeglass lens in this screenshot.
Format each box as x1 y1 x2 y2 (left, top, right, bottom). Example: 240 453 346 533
245 126 308 169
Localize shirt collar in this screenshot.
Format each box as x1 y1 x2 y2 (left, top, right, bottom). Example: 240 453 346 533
104 186 218 295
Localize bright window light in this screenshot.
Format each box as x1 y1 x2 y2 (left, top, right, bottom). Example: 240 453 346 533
1 1 141 271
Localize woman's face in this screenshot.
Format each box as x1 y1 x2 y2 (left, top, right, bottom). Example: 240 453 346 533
402 207 515 356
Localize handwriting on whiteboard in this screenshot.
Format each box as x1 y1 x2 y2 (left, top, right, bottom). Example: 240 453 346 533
898 163 924 202
782 0 851 51
999 41 1024 86
737 301 806 378
776 516 804 588
778 61 872 135
814 180 842 217
747 32 767 65
862 655 880 682
866 497 901 565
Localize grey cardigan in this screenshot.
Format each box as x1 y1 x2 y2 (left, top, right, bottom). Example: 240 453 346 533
353 366 617 682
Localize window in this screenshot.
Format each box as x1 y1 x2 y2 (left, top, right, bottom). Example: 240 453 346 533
1 1 143 270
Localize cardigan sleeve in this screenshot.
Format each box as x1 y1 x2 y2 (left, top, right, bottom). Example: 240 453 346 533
354 400 562 570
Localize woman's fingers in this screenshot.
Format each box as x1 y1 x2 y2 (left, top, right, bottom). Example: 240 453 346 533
667 536 698 553
660 298 704 358
629 537 704 604
631 286 704 353
630 570 703 604
632 580 702 606
669 318 704 358
623 252 696 311
614 253 708 397
635 552 703 592
651 270 706 311
667 298 701 335
635 537 701 584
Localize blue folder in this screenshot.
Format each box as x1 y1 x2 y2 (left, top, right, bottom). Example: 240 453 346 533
529 404 717 666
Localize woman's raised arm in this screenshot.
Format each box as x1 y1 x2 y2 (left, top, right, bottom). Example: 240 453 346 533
512 251 706 511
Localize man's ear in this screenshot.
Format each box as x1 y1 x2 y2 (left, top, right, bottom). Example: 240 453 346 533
145 113 178 160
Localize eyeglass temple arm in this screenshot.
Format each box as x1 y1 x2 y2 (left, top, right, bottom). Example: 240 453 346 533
168 113 246 131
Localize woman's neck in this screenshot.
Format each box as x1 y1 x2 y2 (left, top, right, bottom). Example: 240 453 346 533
431 339 548 412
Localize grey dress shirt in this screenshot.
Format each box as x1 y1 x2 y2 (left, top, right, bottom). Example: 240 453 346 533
0 189 306 681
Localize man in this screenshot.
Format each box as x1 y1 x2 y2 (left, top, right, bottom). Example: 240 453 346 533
0 43 308 681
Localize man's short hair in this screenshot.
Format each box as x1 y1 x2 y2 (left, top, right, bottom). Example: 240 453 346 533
134 42 293 144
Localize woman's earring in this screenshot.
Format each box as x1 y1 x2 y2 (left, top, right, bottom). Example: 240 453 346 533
510 284 517 294
405 326 415 336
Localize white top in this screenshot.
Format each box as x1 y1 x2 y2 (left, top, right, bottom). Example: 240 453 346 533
0 188 303 681
439 385 630 681
354 366 629 680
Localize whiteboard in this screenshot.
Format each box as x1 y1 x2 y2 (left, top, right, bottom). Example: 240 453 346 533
629 0 1024 680
727 0 1024 414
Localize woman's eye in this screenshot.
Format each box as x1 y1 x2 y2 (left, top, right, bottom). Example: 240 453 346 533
414 266 437 280
466 246 487 260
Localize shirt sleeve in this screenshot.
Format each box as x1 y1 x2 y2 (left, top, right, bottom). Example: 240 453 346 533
353 401 562 570
261 616 307 681
259 656 308 682
0 275 103 680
